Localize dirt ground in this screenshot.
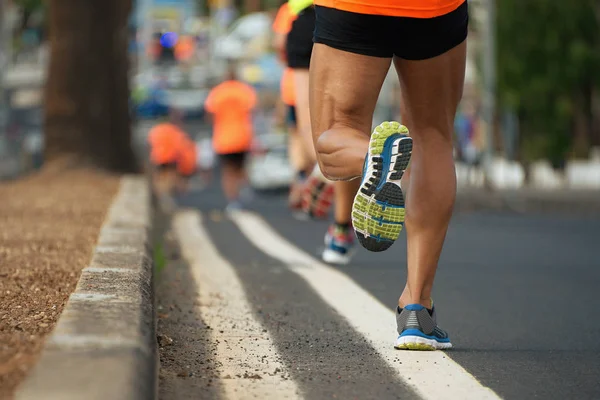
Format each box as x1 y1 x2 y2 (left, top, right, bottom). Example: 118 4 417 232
0 168 120 399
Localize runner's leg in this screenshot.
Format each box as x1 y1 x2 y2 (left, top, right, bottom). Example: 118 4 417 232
286 6 335 218
333 181 360 225
293 69 317 165
394 42 466 308
311 0 467 350
220 155 242 205
310 44 391 180
287 109 309 212
319 180 360 264
310 44 393 262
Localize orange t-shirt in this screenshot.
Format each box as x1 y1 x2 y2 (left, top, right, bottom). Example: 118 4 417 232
280 67 295 106
174 36 195 61
205 80 257 155
273 3 297 34
314 0 464 18
148 123 186 165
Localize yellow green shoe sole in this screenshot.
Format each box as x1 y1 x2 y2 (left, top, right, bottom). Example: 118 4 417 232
394 343 437 351
352 121 412 252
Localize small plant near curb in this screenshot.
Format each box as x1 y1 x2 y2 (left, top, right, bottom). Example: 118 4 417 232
154 243 166 275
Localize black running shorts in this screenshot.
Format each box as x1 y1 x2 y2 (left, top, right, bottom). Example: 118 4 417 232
287 105 297 126
219 152 248 170
313 1 468 60
286 6 316 69
156 162 177 170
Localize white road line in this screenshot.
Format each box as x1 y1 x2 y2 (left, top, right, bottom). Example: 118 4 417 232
232 211 502 400
173 210 302 400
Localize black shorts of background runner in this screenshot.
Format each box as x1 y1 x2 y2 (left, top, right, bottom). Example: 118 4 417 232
313 1 468 60
219 152 248 170
286 6 316 69
156 162 177 170
287 105 297 126
178 170 196 179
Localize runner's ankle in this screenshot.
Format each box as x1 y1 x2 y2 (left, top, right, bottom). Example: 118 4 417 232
334 221 351 231
398 295 433 310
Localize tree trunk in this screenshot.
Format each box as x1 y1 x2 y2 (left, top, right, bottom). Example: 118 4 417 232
244 0 261 13
44 0 138 173
572 87 592 159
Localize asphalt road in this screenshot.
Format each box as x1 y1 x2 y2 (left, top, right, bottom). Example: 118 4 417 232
160 184 600 400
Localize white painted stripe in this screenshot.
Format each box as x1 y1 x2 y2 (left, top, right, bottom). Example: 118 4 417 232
232 211 502 400
173 210 302 400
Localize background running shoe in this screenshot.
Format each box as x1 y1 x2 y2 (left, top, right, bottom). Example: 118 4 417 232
322 224 354 264
301 166 334 219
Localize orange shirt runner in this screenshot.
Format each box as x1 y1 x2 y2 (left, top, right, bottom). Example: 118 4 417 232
148 123 187 166
177 137 197 176
313 0 464 18
273 3 298 63
280 67 296 107
174 36 195 62
273 3 297 35
204 81 258 155
273 5 297 107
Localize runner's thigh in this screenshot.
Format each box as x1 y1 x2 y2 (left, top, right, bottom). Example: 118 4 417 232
310 6 396 141
392 1 469 135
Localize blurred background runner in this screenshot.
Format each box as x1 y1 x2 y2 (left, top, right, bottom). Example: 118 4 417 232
204 65 257 213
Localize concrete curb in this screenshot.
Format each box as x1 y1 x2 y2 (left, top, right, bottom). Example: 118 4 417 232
16 176 157 400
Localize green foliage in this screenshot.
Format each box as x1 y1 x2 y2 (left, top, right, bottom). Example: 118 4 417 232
154 243 167 275
14 0 44 13
496 0 599 162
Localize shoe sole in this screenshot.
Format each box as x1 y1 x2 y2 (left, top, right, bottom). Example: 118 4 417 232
352 121 413 252
394 335 452 351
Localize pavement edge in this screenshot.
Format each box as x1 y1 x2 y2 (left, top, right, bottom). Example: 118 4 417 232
15 175 158 400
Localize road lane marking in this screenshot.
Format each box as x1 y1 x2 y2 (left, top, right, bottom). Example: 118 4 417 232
173 210 302 400
232 211 502 400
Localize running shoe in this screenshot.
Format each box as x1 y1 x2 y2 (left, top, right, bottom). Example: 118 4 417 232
240 185 255 204
395 304 452 350
302 165 335 219
352 121 413 252
225 201 243 215
322 224 355 265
